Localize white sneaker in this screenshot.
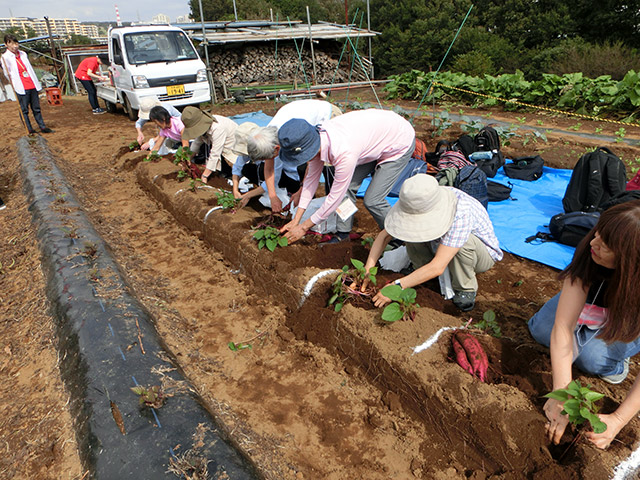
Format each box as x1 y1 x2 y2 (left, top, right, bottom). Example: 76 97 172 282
600 358 629 384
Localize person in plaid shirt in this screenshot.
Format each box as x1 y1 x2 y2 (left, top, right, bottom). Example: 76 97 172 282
362 174 502 311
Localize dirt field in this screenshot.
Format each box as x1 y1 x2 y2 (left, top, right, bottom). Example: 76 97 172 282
2 90 640 479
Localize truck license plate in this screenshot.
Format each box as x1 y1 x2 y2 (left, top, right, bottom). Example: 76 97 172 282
166 85 185 96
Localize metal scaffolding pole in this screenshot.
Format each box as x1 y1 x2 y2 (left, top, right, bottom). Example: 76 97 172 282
197 0 218 106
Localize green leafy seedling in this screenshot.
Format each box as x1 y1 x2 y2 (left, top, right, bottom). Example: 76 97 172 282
144 151 160 162
361 236 374 248
595 127 603 134
129 140 140 151
328 258 377 312
228 341 252 351
253 226 288 252
130 385 165 409
615 127 627 143
380 284 420 322
472 309 502 338
216 190 240 210
513 280 523 287
544 380 607 434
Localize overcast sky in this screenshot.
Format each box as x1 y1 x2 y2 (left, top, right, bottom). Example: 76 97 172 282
0 0 192 23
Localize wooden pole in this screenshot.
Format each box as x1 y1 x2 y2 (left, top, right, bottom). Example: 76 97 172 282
306 6 317 85
197 0 218 107
43 17 62 84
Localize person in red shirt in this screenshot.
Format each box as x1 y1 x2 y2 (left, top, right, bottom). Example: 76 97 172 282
74 54 109 114
1 34 53 134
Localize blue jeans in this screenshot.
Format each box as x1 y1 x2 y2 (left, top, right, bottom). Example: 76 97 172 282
528 293 640 377
78 78 99 110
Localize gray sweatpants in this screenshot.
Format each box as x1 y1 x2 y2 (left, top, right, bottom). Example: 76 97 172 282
336 139 415 232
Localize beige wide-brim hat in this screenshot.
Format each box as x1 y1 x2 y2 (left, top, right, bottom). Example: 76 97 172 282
384 174 458 243
138 96 162 120
232 122 258 156
181 106 214 140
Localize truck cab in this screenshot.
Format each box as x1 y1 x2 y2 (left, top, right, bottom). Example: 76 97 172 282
102 25 210 120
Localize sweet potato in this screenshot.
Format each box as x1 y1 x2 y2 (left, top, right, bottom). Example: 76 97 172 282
452 331 488 382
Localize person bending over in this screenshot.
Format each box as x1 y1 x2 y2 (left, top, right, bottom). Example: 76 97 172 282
529 200 640 449
247 99 341 213
147 105 187 157
74 54 109 114
361 174 502 312
278 109 415 245
136 96 181 151
181 106 240 183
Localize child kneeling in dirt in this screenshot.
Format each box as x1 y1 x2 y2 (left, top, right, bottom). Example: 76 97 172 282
528 200 640 450
361 174 503 312
148 106 186 157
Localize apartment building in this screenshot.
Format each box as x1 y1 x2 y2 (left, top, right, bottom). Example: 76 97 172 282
0 17 99 39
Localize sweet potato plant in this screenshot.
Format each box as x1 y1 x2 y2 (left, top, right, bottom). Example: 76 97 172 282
379 284 419 322
173 146 202 181
544 380 607 434
328 259 377 312
131 385 165 409
215 190 240 210
253 226 288 252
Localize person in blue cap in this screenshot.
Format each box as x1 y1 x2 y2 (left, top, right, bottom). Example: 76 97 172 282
278 109 415 244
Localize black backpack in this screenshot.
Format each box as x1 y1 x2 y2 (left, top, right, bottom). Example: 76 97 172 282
487 180 513 202
473 126 504 178
452 134 476 160
562 147 627 213
474 126 501 152
526 211 600 247
599 191 640 211
454 165 488 208
503 155 544 181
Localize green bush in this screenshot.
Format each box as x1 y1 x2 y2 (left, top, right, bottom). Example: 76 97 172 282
451 51 495 77
551 40 640 81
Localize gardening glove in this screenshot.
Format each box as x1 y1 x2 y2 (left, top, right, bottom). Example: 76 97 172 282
585 413 625 449
544 397 570 444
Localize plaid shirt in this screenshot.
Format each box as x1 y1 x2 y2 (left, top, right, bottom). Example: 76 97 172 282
436 187 503 262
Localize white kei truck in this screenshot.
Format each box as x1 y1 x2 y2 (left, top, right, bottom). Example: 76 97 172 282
96 24 210 120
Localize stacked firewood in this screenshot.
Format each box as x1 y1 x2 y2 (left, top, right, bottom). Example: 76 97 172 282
206 45 350 86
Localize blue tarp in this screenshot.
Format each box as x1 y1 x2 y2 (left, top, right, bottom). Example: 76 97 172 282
356 166 575 270
229 111 272 127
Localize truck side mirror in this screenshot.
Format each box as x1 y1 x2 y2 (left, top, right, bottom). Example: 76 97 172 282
113 53 124 66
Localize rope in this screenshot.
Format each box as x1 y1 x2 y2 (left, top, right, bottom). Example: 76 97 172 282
345 12 365 105
431 81 640 128
343 34 382 108
273 13 279 110
328 10 360 95
411 4 474 120
286 16 312 96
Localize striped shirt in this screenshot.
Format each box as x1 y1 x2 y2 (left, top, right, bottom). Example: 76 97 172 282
438 187 503 262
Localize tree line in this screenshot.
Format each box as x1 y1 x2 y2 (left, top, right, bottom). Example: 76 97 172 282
188 0 640 79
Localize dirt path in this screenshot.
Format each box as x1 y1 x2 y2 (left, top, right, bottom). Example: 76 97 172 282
2 92 640 479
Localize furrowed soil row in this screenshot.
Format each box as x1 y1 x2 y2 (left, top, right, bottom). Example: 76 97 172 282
135 157 620 478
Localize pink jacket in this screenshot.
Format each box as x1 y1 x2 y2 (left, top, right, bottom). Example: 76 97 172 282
298 109 415 225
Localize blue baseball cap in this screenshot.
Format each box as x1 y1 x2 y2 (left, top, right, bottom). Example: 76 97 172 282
277 119 321 166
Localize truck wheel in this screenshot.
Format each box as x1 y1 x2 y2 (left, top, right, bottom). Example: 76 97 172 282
123 95 138 122
104 100 117 114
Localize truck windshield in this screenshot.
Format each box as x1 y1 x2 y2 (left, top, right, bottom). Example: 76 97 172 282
123 31 198 65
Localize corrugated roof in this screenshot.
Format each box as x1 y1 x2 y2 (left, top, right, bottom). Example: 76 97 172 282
185 21 377 44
